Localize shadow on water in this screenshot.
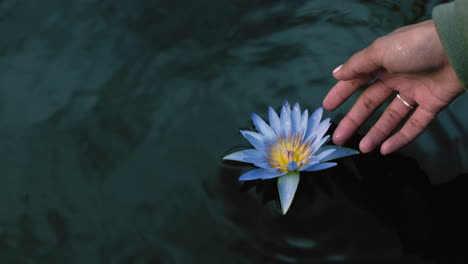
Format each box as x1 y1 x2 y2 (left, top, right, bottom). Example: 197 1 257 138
218 123 468 264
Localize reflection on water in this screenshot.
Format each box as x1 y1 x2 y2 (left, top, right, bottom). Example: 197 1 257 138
0 0 467 263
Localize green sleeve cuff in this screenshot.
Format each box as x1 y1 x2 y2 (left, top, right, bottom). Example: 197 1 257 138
433 2 468 92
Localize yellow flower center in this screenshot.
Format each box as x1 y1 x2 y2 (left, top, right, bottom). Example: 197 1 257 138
267 135 313 172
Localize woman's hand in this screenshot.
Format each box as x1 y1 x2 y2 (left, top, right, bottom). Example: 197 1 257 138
323 20 464 155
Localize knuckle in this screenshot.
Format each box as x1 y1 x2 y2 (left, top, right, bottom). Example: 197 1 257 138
360 94 377 111
348 79 362 87
345 115 361 129
345 62 363 77
367 37 386 62
372 124 387 138
385 108 402 121
409 117 424 130
399 130 412 144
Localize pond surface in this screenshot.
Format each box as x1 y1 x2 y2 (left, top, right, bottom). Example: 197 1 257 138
1 0 467 263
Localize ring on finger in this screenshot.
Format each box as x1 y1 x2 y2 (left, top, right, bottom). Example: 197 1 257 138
396 93 415 109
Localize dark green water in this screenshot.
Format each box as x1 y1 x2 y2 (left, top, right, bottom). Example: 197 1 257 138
1 0 468 263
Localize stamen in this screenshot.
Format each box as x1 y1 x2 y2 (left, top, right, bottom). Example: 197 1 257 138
267 134 313 172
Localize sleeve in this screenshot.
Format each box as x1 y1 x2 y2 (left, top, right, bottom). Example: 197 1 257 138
433 0 468 91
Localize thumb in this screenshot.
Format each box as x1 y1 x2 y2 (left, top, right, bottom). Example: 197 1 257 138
333 43 383 81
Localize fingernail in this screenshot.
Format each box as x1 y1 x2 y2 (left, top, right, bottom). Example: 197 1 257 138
359 140 368 153
380 148 389 155
333 64 342 74
332 131 345 145
380 142 391 155
359 138 373 153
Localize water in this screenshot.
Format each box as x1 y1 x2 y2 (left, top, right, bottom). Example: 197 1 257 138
1 0 467 263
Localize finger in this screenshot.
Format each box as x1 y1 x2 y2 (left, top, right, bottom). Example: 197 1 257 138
323 75 374 111
332 80 393 145
380 107 437 155
333 39 384 81
359 94 414 153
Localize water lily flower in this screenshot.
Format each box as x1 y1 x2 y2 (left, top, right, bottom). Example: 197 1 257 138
223 101 359 214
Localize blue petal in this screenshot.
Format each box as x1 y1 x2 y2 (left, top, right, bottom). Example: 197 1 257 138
300 109 309 135
305 107 323 139
280 101 292 137
306 118 331 144
316 118 331 139
223 150 249 162
268 106 281 134
246 157 270 169
315 145 360 162
314 148 336 162
299 161 318 171
291 103 302 136
302 162 337 172
282 100 291 110
311 135 330 154
277 171 300 215
251 113 276 141
239 168 285 181
223 149 270 169
286 161 299 171
240 130 266 151
261 170 287 179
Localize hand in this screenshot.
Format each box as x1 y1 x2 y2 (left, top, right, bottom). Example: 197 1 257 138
323 20 464 155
